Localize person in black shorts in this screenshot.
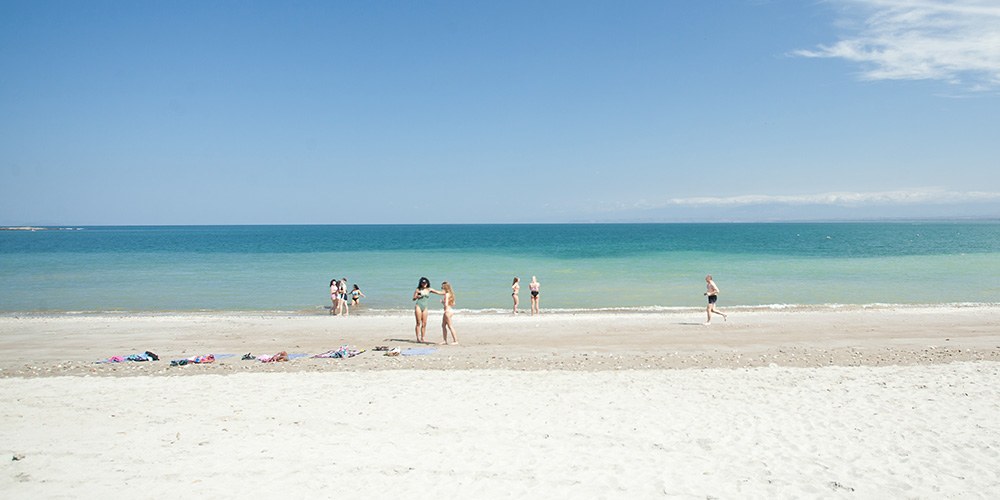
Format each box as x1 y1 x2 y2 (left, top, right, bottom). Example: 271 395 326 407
704 274 728 325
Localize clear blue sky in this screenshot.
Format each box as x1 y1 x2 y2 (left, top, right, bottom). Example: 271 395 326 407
2 0 998 224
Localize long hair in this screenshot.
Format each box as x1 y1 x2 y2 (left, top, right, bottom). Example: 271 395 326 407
417 277 430 289
442 282 455 306
512 276 519 285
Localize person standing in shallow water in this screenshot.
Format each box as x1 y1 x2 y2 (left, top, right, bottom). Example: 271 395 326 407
529 276 540 315
350 284 365 306
704 274 728 325
329 279 339 315
511 277 520 314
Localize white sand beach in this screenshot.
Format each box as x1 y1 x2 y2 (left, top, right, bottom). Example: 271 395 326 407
2 306 1000 497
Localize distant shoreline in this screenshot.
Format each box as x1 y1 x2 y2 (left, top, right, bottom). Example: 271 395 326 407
2 218 998 228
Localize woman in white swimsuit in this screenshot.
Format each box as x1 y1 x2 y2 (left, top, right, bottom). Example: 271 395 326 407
329 279 339 315
511 277 520 314
440 281 458 345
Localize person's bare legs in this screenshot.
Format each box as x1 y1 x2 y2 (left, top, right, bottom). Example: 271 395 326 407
441 312 458 344
419 309 429 342
705 304 727 325
513 294 519 314
414 307 423 342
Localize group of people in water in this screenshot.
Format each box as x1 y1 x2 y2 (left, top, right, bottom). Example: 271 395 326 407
328 277 365 316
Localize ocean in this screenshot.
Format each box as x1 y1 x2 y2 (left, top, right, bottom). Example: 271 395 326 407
1 223 998 313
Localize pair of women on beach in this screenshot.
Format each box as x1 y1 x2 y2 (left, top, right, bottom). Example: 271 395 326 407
511 276 541 315
413 277 457 344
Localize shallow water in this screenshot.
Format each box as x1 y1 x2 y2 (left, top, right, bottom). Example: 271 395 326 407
1 222 997 312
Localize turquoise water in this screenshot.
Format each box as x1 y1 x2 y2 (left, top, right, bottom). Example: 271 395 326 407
1 223 998 313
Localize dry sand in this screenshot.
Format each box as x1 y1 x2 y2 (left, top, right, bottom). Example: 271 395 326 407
2 305 1000 497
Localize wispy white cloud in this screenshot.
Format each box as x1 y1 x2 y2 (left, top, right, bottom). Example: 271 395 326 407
794 0 1000 90
654 189 1000 208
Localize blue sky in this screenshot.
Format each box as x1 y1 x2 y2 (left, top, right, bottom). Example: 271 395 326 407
2 0 998 224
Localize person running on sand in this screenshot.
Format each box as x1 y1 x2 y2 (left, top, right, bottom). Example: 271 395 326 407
704 274 728 325
511 276 520 314
412 277 444 343
440 281 458 345
350 284 365 306
529 276 541 315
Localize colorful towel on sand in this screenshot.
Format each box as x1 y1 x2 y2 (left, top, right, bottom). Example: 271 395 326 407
257 351 288 363
313 346 365 359
170 354 216 366
96 351 159 364
401 347 437 356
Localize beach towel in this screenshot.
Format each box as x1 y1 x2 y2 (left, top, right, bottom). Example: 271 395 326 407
401 347 436 356
96 351 159 364
170 354 216 366
257 351 288 363
312 346 364 359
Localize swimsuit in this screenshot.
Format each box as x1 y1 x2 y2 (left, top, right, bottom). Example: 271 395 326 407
530 283 539 297
415 290 430 312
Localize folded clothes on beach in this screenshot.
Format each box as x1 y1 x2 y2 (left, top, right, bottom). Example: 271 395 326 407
169 354 216 366
96 351 160 364
313 346 364 359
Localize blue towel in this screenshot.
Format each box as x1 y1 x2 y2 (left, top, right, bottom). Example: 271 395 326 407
402 348 437 356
